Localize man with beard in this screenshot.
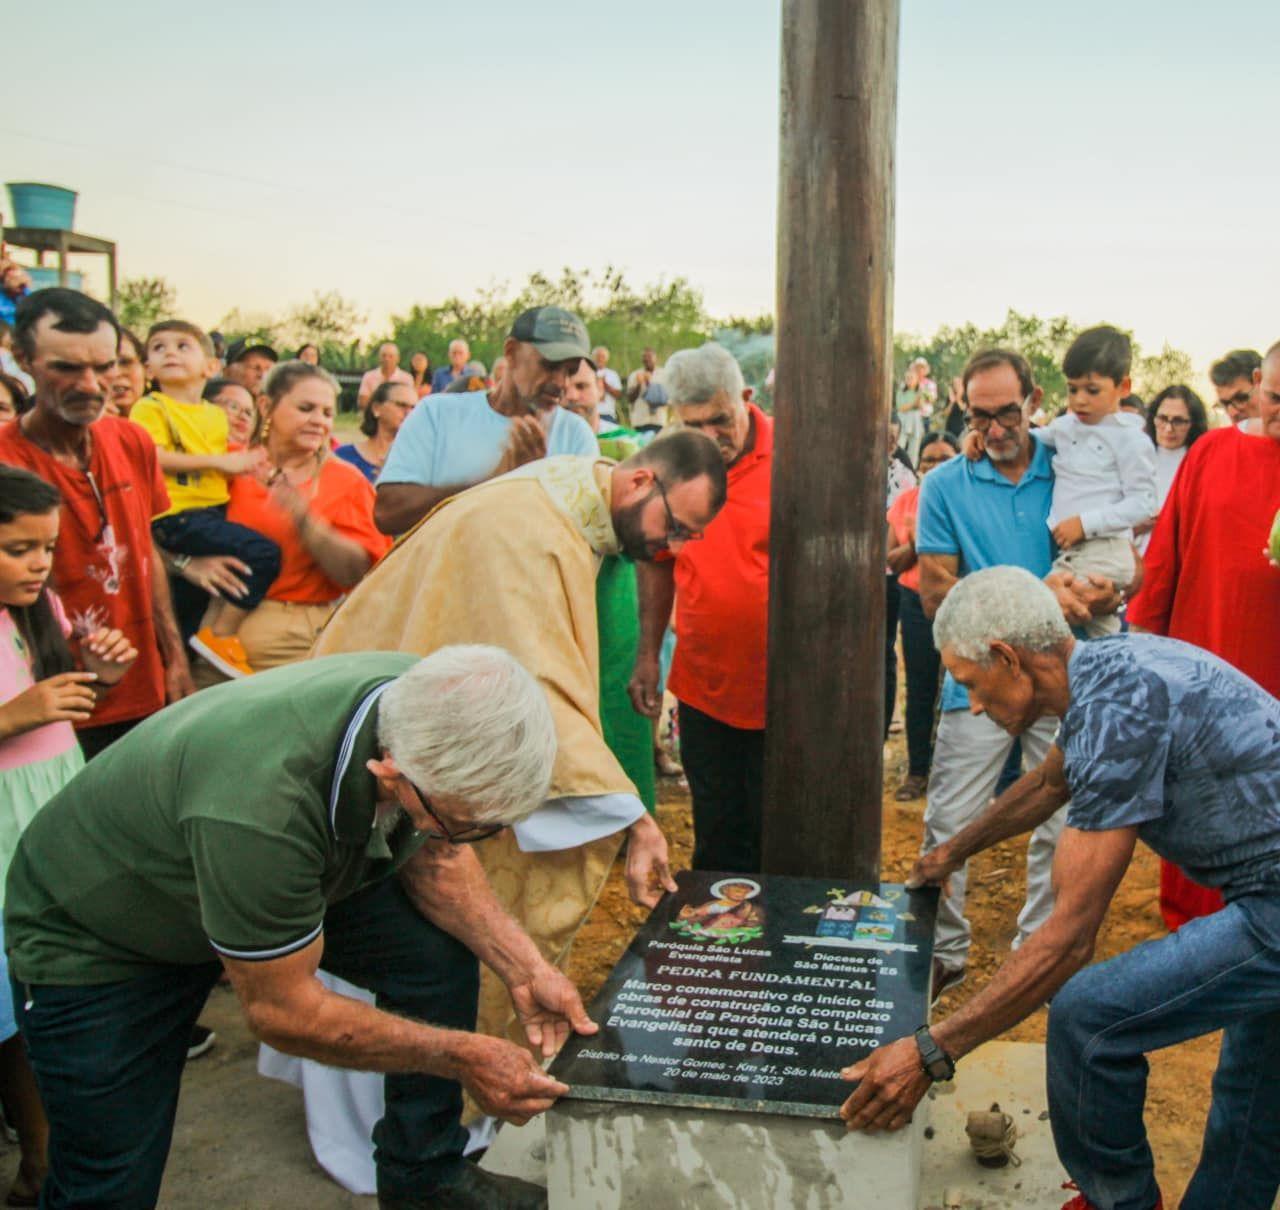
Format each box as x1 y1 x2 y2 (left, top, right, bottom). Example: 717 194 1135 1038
0 289 193 758
560 358 654 815
298 429 726 1154
629 342 773 874
374 308 598 536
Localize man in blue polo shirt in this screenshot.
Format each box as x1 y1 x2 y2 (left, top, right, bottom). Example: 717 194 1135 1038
914 348 1119 996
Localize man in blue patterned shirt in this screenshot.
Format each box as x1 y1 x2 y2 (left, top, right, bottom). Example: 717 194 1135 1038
840 566 1280 1210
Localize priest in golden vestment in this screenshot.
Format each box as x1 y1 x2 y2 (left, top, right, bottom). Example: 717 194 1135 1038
310 434 725 1101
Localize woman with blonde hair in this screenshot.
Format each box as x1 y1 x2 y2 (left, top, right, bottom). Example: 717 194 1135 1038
216 362 390 673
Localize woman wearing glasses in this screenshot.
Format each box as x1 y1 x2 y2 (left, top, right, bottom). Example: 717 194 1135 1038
1137 386 1208 554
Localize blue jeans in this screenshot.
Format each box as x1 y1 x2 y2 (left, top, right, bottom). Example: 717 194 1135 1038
152 505 281 613
1047 898 1280 1210
16 876 479 1207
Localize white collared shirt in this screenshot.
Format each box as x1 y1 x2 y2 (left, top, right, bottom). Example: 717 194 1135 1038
1035 411 1157 538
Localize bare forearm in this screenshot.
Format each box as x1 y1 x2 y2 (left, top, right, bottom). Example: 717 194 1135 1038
918 561 958 619
635 561 675 659
296 517 372 587
149 544 187 663
374 483 462 535
157 450 227 474
942 762 1069 865
932 919 1092 1060
400 845 546 985
250 980 466 1076
920 582 952 619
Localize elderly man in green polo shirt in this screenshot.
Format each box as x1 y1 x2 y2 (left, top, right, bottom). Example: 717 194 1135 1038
5 647 591 1210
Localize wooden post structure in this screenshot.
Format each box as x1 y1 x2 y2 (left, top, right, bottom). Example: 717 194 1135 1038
762 0 900 883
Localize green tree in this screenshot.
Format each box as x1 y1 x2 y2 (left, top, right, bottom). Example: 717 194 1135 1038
116 276 177 334
896 312 1194 415
1132 343 1195 400
381 267 716 382
214 308 284 348
896 310 1080 413
287 291 366 350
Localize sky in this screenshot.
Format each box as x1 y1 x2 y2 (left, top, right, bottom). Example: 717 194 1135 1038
4 0 1277 372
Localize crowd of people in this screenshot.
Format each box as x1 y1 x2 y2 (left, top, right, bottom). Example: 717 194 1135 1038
0 275 1276 1210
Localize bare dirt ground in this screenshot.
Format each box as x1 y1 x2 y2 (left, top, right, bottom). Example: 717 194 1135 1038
0 737 1213 1208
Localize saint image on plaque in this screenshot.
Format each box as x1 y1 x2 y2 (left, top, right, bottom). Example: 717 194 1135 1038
670 878 765 945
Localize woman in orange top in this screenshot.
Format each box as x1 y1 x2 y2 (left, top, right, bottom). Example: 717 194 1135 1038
221 362 391 673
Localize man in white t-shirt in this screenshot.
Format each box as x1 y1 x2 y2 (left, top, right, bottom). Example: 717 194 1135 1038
592 346 622 425
373 307 599 536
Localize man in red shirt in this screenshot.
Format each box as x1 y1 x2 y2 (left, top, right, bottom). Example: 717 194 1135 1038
630 343 771 872
1 289 193 758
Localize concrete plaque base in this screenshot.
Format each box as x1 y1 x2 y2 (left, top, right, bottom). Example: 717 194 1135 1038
545 1098 923 1210
483 1042 1075 1209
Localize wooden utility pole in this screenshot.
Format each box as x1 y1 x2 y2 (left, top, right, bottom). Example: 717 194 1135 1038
762 0 900 883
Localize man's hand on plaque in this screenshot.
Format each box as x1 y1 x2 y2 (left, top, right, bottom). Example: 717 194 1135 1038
449 1034 569 1125
625 813 679 908
838 1037 931 1133
904 842 959 893
509 964 599 1058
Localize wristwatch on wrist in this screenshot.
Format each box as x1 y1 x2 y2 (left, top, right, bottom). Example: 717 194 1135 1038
914 1025 956 1082
171 553 192 573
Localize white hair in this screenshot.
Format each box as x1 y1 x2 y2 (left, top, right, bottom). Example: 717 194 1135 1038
933 567 1071 664
664 342 745 406
449 338 469 355
376 645 556 825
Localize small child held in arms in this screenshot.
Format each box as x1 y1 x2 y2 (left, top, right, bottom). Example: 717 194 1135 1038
1042 326 1156 634
130 322 280 678
967 326 1156 636
0 465 137 1206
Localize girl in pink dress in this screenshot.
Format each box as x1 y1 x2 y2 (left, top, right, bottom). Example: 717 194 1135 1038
0 466 136 1205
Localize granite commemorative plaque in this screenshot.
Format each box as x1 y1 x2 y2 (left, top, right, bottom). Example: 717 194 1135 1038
550 870 938 1119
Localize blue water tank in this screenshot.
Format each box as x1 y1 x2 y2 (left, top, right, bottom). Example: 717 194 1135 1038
26 267 84 292
6 183 78 230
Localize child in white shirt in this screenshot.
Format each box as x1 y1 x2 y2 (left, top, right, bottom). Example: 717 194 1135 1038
1038 325 1156 636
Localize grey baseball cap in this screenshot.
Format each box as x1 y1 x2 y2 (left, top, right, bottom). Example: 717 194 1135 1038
509 306 592 364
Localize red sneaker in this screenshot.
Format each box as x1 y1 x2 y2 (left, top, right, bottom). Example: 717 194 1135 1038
1060 1181 1163 1210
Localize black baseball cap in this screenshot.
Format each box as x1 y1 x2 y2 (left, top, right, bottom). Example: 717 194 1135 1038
509 307 592 364
225 337 278 365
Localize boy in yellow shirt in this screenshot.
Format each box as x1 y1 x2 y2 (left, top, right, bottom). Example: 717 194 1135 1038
131 321 280 677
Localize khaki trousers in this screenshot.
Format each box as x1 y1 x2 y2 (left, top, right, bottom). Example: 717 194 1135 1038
192 599 337 687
